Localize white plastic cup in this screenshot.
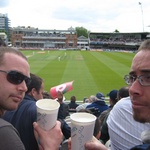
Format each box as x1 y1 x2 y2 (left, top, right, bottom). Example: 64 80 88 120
70 112 96 150
36 99 60 130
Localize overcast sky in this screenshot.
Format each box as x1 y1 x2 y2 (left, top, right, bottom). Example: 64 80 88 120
0 0 150 33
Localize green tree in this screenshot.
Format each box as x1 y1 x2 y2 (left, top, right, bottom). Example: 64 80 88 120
114 29 119 33
75 27 89 38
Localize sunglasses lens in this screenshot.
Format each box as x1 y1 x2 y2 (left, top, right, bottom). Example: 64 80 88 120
25 77 31 87
7 71 31 86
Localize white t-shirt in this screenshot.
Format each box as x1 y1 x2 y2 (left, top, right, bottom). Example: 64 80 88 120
107 96 150 150
76 103 91 112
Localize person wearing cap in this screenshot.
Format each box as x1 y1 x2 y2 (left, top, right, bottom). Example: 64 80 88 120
108 90 118 107
86 92 109 117
99 89 118 144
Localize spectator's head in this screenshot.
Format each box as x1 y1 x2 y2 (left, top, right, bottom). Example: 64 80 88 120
57 91 64 103
83 97 89 103
96 92 105 101
108 90 118 106
0 47 30 116
117 86 129 100
127 39 150 123
88 95 97 103
70 96 76 102
26 73 44 101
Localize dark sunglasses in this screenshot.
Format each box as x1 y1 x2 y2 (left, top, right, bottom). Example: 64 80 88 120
0 70 31 87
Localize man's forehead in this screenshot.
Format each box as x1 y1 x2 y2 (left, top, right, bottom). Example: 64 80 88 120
2 53 30 76
131 51 150 73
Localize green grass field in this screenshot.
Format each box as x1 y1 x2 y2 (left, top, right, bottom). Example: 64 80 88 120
21 50 135 101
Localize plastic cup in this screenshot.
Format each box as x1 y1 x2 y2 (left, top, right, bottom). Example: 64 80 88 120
70 112 96 150
36 99 60 130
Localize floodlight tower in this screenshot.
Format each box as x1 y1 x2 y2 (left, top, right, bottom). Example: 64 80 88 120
139 2 144 32
87 31 90 49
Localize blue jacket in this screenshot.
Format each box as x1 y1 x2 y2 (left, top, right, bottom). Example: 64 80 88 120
86 100 109 116
3 94 38 150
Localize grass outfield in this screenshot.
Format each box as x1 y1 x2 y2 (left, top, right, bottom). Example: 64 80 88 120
21 50 135 101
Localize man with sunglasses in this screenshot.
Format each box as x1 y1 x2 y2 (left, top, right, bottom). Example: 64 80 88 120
3 73 44 150
68 40 150 150
0 47 63 150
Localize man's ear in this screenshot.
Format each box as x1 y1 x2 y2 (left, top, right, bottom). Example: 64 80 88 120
30 88 37 98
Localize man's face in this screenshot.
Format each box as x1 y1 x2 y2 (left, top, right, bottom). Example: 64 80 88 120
0 53 30 111
129 50 150 123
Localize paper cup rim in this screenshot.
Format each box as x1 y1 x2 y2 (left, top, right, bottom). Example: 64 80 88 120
36 99 60 110
70 112 96 123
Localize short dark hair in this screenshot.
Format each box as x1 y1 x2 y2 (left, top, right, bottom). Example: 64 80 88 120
94 118 101 138
70 96 76 102
117 86 129 100
26 73 43 94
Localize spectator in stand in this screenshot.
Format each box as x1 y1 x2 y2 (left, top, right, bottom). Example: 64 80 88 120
3 73 70 149
76 97 90 112
3 73 45 150
117 86 129 100
99 89 118 144
88 95 97 103
0 47 63 150
57 91 70 119
86 92 109 117
68 96 79 110
83 97 89 103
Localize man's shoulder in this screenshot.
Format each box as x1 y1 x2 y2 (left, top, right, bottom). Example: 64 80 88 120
0 118 11 127
20 96 36 108
112 96 131 111
23 94 36 102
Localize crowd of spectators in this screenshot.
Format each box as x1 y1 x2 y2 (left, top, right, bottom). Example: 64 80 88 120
90 37 144 45
1 37 150 149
